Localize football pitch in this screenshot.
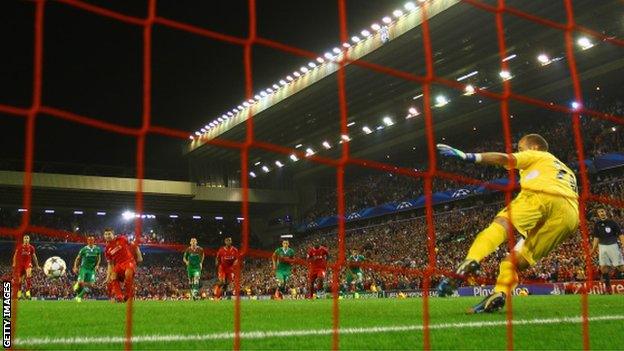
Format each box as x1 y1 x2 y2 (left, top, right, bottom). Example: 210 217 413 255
12 295 623 350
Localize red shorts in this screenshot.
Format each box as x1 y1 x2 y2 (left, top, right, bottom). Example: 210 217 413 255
113 260 136 280
218 267 235 282
309 268 326 281
17 264 32 277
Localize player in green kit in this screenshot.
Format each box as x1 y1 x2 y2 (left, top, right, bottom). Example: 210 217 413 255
272 240 295 299
183 238 204 300
346 249 366 292
72 235 102 302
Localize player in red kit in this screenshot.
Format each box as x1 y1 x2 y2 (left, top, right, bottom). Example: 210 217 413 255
214 237 239 299
12 235 40 300
307 244 329 298
104 228 142 302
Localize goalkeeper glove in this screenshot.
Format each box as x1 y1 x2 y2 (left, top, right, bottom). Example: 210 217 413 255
436 144 481 163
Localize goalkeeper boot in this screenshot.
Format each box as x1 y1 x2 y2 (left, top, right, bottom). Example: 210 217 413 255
467 292 506 314
437 260 480 297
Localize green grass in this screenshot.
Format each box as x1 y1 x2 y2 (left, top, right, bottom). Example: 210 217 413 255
12 295 624 350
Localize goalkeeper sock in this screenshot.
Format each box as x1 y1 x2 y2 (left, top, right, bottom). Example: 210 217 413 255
494 260 519 294
466 221 508 263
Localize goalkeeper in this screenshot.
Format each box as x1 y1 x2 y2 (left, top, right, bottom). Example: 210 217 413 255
436 134 579 313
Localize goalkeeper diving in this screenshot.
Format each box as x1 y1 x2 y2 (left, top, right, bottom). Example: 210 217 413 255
436 133 579 313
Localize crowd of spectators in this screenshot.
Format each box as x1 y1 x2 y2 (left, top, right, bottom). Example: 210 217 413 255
303 96 623 221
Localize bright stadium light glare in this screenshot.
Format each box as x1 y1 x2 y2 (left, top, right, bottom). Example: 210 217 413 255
247 99 255 104
571 101 581 110
286 75 294 81
382 16 392 24
404 2 417 11
537 53 550 65
290 154 299 162
194 131 201 136
612 126 617 132
272 84 279 89
393 9 404 17
200 128 206 133
279 79 287 85
371 23 381 31
347 121 356 127
332 47 341 54
192 215 201 220
502 54 517 62
122 211 135 221
243 102 250 107
351 36 360 43
260 91 268 97
464 84 475 95
227 112 234 116
382 116 394 126
316 57 325 63
413 93 423 100
262 165 270 173
342 42 351 48
215 216 224 220
324 52 333 60
577 37 593 50
341 134 351 141
266 88 273 93
322 141 331 149
295 144 303 149
293 72 301 78
97 211 106 216
300 66 309 73
275 160 284 168
254 94 261 100
362 126 373 134
406 107 420 118
308 62 316 68
305 148 315 156
44 209 55 214
254 161 261 166
169 214 179 219
499 70 512 80
435 95 449 107
189 135 194 140
249 171 256 178
456 70 478 81
361 29 371 37
217 117 224 122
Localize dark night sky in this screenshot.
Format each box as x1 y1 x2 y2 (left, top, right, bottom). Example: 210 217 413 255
0 0 408 179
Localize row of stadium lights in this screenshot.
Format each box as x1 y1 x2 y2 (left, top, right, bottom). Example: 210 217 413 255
189 1 430 140
15 208 243 222
248 36 598 177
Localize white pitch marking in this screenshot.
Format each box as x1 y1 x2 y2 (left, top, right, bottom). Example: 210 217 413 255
14 315 624 346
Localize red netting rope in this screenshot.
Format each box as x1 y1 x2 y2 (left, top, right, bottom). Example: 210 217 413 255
2 0 623 350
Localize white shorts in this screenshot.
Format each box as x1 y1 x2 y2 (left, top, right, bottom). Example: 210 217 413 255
599 244 624 267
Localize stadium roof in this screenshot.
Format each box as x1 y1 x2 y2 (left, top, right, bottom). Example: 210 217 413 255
186 0 623 180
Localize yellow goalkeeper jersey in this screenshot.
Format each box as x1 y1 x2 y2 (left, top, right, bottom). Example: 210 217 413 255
510 150 578 206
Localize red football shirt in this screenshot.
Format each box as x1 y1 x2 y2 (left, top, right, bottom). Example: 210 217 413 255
105 236 135 265
216 246 239 269
16 244 35 266
307 246 329 270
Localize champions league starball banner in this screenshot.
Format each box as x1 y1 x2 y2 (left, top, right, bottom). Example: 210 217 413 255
297 152 624 232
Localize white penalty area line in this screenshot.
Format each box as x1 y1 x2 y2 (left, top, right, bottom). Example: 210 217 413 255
14 315 624 346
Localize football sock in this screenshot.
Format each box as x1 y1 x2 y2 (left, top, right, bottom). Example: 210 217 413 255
109 280 122 299
124 278 134 300
25 277 32 291
466 221 508 263
494 260 518 293
603 273 611 292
